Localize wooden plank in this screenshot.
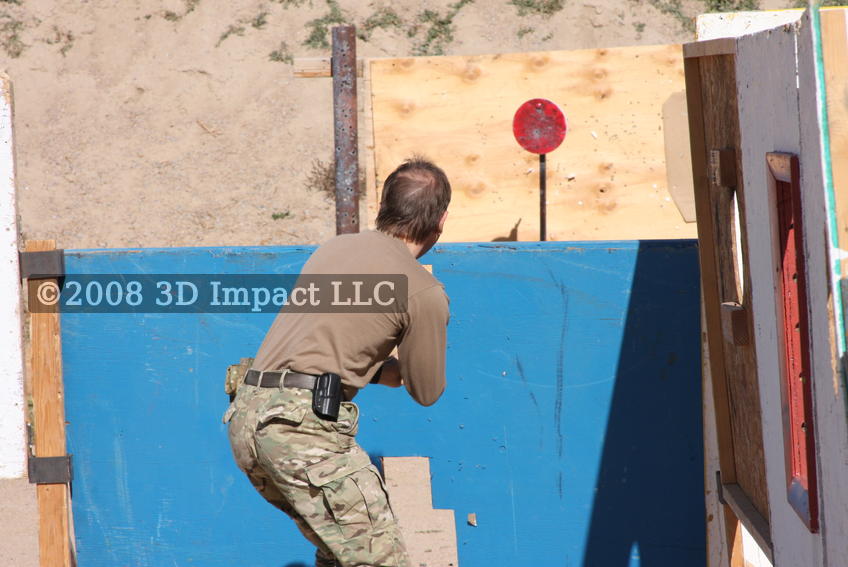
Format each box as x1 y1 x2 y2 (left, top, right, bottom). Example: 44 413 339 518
382 457 458 567
702 299 732 567
370 45 695 242
819 8 848 564
796 8 848 564
821 10 848 277
733 19 831 564
698 53 770 522
663 91 696 223
686 56 745 567
696 11 803 41
685 55 737 485
293 57 365 78
362 59 379 221
683 38 737 59
26 239 71 567
729 519 745 567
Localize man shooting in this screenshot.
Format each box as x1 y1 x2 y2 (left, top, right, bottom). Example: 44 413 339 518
224 157 452 567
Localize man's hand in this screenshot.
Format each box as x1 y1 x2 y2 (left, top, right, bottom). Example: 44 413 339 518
376 357 403 388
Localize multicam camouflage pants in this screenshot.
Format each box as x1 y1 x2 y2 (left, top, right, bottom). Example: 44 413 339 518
224 381 410 567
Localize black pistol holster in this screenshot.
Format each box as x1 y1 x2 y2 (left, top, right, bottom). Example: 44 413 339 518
312 372 343 422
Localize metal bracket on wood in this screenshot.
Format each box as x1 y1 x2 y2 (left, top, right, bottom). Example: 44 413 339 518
26 423 72 485
19 249 65 280
28 455 73 485
709 148 737 188
720 301 750 346
716 470 773 561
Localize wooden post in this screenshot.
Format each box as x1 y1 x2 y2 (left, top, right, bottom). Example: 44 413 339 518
821 9 848 321
684 47 749 567
26 239 72 567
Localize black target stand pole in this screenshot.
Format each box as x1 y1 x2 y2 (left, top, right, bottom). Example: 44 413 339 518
539 153 547 241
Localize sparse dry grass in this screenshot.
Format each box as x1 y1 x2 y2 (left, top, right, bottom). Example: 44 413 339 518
0 15 25 58
307 159 336 200
269 41 294 63
509 0 565 16
303 0 347 49
410 0 473 56
358 6 403 41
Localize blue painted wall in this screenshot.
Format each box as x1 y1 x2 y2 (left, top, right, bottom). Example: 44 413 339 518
61 241 704 566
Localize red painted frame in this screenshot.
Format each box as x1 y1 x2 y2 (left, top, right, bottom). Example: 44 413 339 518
768 152 819 533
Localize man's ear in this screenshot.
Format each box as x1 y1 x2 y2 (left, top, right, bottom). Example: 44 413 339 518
438 210 448 233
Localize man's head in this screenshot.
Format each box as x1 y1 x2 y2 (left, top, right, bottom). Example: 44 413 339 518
376 157 451 255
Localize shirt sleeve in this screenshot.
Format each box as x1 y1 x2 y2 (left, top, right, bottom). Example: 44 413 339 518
398 284 450 406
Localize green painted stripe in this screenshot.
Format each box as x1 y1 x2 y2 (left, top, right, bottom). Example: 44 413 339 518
811 2 847 354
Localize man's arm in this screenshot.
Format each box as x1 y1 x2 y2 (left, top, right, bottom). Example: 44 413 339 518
396 285 449 406
372 356 403 388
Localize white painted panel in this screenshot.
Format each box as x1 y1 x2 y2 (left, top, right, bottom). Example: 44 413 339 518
0 74 26 479
735 19 822 567
741 522 774 567
797 11 848 566
697 10 803 40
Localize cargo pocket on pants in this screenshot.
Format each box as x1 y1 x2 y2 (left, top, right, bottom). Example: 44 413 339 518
333 401 360 450
256 397 308 429
306 449 381 540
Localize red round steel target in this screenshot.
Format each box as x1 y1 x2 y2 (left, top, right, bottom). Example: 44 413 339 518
512 98 567 155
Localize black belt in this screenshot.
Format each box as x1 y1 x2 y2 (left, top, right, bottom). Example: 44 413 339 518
244 369 318 390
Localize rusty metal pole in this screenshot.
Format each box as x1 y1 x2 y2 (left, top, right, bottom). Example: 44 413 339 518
332 25 359 234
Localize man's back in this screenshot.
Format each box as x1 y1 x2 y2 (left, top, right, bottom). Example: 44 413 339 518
253 229 449 405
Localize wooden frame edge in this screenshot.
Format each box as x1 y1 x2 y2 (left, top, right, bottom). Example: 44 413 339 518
25 239 73 567
684 38 737 59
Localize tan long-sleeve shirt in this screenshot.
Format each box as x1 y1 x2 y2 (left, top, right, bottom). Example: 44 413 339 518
252 230 449 406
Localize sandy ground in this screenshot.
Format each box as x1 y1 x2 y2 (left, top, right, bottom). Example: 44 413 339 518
0 0 795 250
0 2 798 566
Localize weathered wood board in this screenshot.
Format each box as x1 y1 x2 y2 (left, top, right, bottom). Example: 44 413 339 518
368 45 696 242
822 9 848 276
26 240 72 567
686 48 771 523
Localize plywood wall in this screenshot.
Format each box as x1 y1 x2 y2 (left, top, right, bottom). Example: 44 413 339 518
368 46 696 242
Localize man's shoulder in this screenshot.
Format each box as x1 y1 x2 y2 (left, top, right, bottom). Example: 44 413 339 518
410 267 443 292
312 231 366 251
312 230 392 255
409 280 449 311
306 231 444 295
304 231 381 268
